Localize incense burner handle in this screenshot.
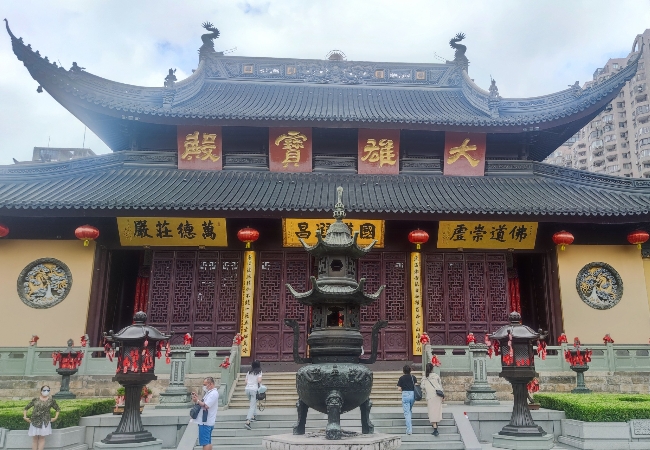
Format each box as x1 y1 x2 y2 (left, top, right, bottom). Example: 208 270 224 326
284 319 312 364
360 320 388 365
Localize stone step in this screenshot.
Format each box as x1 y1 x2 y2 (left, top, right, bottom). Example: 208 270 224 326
212 419 456 430
211 425 458 437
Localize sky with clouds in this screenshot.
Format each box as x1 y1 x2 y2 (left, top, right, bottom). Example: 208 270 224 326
1 0 650 165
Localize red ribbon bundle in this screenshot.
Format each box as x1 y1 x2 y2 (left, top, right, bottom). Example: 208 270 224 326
431 354 441 367
527 378 540 394
184 333 193 346
219 356 231 369
537 340 547 360
233 333 244 345
80 335 88 347
419 332 430 345
603 334 614 344
466 333 476 345
557 333 568 344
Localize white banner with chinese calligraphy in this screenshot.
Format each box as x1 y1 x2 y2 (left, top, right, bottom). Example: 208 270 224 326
437 221 538 249
240 250 255 357
282 219 384 248
411 252 424 355
177 126 222 171
117 217 228 246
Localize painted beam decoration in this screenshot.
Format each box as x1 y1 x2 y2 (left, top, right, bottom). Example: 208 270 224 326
411 252 424 355
177 125 222 170
443 132 486 176
240 250 256 357
282 218 384 248
437 221 538 249
117 217 227 246
358 129 400 174
269 127 312 172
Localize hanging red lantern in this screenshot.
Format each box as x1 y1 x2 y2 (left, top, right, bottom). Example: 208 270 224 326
75 224 100 247
627 230 649 250
237 227 259 249
408 229 429 250
552 230 574 251
0 223 9 238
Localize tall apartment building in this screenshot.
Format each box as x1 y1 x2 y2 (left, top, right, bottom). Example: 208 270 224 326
546 30 649 177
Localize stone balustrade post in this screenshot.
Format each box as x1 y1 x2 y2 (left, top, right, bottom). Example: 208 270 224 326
606 342 616 372
25 344 36 377
465 343 499 405
156 345 192 409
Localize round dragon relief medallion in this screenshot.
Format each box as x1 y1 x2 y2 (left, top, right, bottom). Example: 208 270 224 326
17 258 73 309
575 262 623 310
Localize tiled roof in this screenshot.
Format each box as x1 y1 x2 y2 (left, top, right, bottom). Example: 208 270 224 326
1 152 650 219
6 21 640 137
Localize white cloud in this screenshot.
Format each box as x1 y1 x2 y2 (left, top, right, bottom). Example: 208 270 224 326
1 0 649 164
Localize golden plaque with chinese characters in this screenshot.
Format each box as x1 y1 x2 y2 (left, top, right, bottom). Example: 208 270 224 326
177 125 222 170
269 127 312 172
117 217 227 246
443 132 486 176
437 221 538 249
282 218 384 248
357 129 400 174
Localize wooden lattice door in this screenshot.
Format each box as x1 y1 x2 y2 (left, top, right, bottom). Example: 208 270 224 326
423 252 509 345
147 251 242 347
359 252 410 361
253 251 311 362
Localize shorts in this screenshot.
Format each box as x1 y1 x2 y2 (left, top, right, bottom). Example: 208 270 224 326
198 424 213 446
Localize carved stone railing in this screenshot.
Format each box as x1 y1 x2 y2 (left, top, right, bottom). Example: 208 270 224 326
422 343 650 375
0 344 241 406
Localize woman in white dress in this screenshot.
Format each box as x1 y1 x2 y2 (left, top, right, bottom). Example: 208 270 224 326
421 363 443 436
23 385 60 450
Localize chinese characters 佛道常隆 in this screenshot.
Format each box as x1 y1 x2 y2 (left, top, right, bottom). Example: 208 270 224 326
437 221 538 249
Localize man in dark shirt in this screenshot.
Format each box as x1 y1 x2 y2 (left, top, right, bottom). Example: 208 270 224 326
396 365 416 435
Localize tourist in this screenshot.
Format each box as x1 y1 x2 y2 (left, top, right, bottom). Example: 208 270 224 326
191 377 219 450
23 385 60 450
396 365 416 435
421 363 444 436
244 360 263 430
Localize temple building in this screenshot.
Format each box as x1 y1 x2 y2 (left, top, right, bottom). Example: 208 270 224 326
2 20 650 366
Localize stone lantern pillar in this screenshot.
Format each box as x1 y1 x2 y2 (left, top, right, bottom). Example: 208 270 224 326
157 344 192 408
96 311 170 450
465 343 499 405
490 312 553 450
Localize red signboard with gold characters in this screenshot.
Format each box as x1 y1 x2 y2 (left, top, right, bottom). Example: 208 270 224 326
443 132 486 176
269 127 312 172
177 125 222 171
357 129 400 175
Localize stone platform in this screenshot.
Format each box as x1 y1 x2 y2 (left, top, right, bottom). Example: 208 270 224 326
262 432 400 450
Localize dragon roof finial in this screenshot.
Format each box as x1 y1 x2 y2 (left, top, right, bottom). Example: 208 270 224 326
449 32 469 73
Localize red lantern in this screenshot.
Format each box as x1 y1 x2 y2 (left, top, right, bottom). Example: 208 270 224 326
552 230 574 251
75 224 100 247
627 230 649 250
408 229 429 250
237 227 259 249
0 223 9 238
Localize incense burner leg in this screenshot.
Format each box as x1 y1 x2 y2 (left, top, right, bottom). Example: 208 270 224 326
360 398 374 434
293 399 309 435
325 390 343 440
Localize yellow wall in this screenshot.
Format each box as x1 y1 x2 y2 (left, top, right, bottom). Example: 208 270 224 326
0 240 95 346
558 245 650 344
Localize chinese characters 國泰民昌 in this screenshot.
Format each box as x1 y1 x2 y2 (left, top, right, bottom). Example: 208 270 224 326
361 139 397 167
275 131 308 167
130 219 218 240
447 138 480 167
449 223 529 243
293 222 377 240
181 131 220 162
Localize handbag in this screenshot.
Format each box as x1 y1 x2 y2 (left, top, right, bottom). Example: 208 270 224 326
426 377 444 398
256 383 267 401
412 375 423 401
189 403 201 419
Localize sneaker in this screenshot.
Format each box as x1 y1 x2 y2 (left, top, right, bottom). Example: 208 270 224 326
406 431 412 435
251 417 256 422
244 422 251 430
433 428 439 437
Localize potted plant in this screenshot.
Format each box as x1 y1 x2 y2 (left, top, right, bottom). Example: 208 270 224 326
113 386 150 414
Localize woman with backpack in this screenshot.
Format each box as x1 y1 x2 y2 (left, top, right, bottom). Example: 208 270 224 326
244 360 262 430
421 362 444 436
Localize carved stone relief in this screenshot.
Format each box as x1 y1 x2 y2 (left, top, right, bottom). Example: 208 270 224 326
17 258 73 309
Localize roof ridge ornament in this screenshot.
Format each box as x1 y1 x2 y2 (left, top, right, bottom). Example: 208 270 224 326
449 32 469 73
333 186 346 220
200 21 221 58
